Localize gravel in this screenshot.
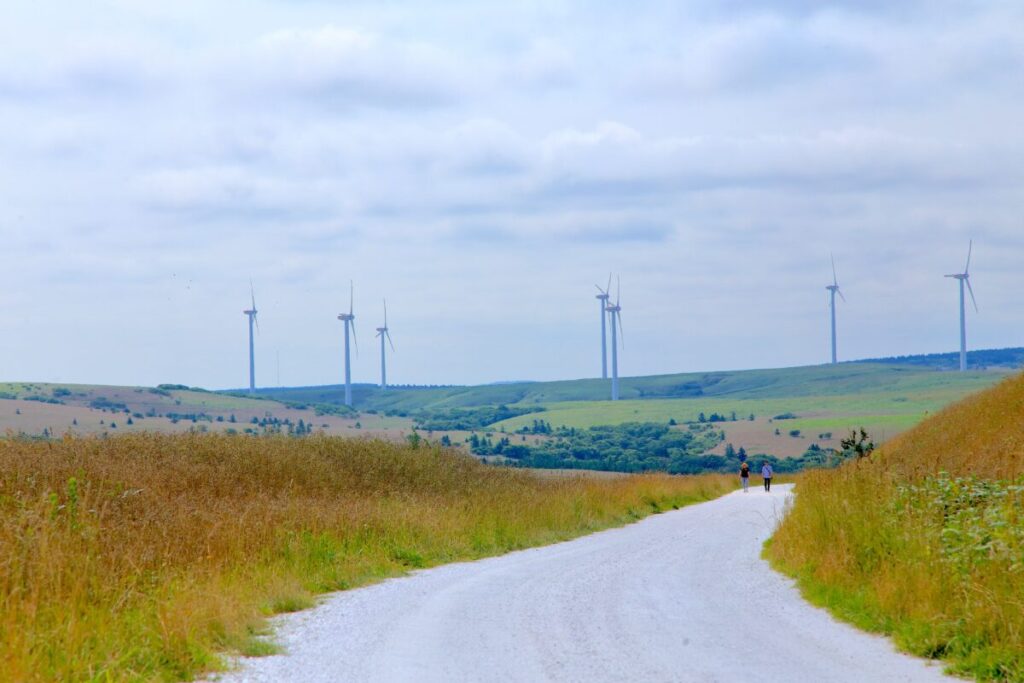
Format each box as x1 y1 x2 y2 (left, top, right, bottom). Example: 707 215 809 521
213 484 953 682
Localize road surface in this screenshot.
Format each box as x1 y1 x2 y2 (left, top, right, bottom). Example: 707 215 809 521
215 485 952 682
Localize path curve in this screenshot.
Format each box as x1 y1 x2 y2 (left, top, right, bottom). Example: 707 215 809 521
215 485 952 682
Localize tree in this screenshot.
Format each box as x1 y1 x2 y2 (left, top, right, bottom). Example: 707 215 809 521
737 446 747 461
698 412 707 423
841 428 876 459
724 443 736 459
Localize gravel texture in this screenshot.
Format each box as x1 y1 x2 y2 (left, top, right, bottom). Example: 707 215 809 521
214 484 953 682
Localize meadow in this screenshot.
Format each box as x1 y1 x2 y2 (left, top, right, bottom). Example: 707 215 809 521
260 359 1014 413
487 374 1003 455
767 371 1024 681
0 432 735 682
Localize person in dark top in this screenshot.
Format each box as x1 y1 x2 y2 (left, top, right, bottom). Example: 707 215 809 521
740 461 750 492
761 462 773 492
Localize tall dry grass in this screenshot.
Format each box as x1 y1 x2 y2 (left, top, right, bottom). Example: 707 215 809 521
768 372 1024 681
0 432 734 681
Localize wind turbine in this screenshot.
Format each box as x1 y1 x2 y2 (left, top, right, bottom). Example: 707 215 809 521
595 274 611 379
376 299 395 390
826 255 846 365
337 281 358 406
605 277 624 401
243 281 259 392
945 241 978 372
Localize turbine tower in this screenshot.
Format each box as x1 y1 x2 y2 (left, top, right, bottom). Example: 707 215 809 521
606 278 624 401
243 281 259 392
945 241 978 372
376 299 395 390
826 255 846 365
595 274 611 379
337 281 358 406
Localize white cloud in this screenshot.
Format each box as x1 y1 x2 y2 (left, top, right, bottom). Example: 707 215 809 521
0 1 1021 387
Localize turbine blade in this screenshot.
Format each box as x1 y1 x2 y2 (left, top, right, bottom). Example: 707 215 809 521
965 239 973 274
594 284 605 294
606 273 612 295
831 253 837 287
383 297 388 327
349 280 354 315
351 320 359 356
387 329 395 352
616 275 621 306
616 311 624 348
254 312 260 333
966 277 978 312
837 288 847 304
250 278 256 312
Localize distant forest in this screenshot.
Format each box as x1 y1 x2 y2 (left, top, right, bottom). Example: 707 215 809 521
853 347 1024 370
466 421 842 475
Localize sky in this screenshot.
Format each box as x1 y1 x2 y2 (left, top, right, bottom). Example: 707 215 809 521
1 0 1022 389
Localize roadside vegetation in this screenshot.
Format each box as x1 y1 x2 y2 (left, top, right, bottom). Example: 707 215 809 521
768 372 1024 681
0 432 735 682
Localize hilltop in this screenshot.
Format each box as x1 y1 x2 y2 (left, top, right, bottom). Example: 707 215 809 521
253 348 1024 412
0 381 403 440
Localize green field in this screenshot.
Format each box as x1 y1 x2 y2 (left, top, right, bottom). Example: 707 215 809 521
258 362 1012 415
490 373 1003 435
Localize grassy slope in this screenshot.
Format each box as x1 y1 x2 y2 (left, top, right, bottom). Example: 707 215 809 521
767 372 1024 681
0 382 417 441
0 433 735 682
260 363 1007 413
489 367 1002 436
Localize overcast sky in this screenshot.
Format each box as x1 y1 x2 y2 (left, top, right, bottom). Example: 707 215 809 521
1 0 1022 389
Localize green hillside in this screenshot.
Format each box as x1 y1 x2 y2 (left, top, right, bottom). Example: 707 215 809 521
255 362 1010 419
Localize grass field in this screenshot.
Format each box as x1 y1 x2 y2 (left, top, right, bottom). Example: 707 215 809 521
489 371 1004 454
257 361 1014 413
0 432 735 682
768 371 1024 680
0 382 423 443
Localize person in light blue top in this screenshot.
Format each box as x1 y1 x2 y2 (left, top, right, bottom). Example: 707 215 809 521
761 462 773 492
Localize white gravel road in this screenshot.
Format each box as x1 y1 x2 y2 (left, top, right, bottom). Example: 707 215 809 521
215 485 953 682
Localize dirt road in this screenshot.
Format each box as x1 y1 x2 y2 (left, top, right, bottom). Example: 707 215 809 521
216 485 951 682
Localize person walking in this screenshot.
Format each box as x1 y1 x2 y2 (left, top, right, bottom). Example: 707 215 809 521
761 462 773 492
739 461 750 492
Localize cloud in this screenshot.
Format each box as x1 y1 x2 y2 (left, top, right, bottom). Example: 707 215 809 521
229 25 464 110
0 1 1021 386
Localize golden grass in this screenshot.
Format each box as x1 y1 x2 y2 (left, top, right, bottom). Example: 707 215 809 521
0 432 735 682
768 372 1024 681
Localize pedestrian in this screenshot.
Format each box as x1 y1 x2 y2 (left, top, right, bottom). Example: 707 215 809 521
761 462 773 492
739 461 750 492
